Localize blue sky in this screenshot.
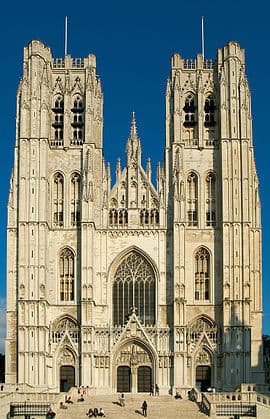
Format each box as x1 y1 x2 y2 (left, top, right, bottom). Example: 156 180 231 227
0 0 269 353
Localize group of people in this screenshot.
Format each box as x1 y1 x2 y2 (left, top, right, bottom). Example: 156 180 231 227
86 407 105 417
150 384 159 396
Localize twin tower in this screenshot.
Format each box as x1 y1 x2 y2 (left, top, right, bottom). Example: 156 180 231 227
5 40 264 393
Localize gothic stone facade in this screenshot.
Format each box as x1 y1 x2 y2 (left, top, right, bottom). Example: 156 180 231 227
5 40 264 393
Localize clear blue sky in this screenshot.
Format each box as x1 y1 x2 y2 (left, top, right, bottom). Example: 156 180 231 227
0 0 269 352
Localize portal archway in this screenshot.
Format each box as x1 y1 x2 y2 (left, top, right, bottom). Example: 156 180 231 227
114 340 155 393
194 347 213 391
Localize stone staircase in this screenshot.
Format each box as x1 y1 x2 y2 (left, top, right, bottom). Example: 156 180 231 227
54 394 207 419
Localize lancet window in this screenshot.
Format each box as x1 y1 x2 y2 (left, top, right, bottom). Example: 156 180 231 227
59 248 75 302
187 172 198 226
71 95 84 145
53 172 64 227
183 94 196 127
52 95 64 145
70 173 80 226
204 96 215 127
113 252 155 326
194 247 210 301
205 173 216 226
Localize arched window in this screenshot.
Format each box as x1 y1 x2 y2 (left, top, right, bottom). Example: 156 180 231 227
187 172 198 226
113 252 155 326
52 95 64 143
70 173 80 226
194 248 210 301
71 95 84 145
205 173 216 226
53 173 64 227
183 94 196 127
59 248 75 301
204 96 215 127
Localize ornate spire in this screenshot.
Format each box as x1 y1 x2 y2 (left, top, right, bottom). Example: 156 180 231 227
126 112 141 166
130 111 138 140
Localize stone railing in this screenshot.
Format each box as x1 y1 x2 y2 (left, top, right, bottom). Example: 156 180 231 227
197 389 270 418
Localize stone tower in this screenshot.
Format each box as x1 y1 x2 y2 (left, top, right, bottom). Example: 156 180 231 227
5 40 264 392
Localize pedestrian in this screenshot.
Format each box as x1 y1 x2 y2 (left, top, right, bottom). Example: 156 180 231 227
141 400 148 417
150 384 154 396
119 393 125 406
155 384 159 396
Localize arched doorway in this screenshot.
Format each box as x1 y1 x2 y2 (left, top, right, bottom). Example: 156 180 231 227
60 366 75 392
114 340 155 393
138 366 152 392
196 365 211 392
117 366 131 392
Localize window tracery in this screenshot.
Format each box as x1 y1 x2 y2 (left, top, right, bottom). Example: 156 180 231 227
52 317 79 343
194 247 210 301
183 94 196 127
187 172 198 226
113 252 155 326
59 248 75 301
71 95 84 145
204 95 215 127
205 173 216 226
53 172 64 227
70 173 80 226
188 317 217 348
51 95 64 146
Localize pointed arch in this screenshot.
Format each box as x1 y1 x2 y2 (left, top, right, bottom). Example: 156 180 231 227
52 172 64 227
59 248 75 302
183 93 196 127
205 171 216 227
71 94 84 145
70 172 81 226
204 94 215 127
52 94 64 144
110 247 157 326
194 247 210 301
186 171 198 226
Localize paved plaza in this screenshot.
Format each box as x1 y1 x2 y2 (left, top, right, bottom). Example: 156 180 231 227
54 394 206 419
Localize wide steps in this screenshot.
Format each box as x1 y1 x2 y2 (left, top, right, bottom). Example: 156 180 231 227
55 394 206 418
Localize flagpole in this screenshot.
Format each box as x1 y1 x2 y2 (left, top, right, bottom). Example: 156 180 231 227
64 16 68 56
201 16 205 61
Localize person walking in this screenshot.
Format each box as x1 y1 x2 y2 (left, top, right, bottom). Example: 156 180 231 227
150 384 154 396
141 400 148 417
155 384 159 396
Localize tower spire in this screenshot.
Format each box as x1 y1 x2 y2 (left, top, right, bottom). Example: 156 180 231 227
130 111 138 139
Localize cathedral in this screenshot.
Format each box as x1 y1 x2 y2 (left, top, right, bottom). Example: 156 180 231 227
5 39 265 394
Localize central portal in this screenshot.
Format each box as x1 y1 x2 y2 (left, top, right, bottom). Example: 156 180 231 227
115 341 154 393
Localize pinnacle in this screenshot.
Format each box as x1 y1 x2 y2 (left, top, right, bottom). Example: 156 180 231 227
130 111 138 140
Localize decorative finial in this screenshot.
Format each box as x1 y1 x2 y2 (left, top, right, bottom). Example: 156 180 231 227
130 111 137 139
